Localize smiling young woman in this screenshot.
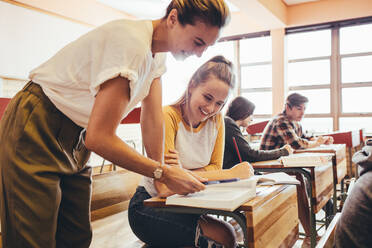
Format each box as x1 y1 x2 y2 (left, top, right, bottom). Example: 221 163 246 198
128 56 254 248
0 1 231 247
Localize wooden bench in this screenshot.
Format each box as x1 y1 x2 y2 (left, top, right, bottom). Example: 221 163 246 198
315 213 341 248
91 165 142 221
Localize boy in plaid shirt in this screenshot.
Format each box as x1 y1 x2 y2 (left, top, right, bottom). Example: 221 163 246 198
260 93 333 247
260 93 333 150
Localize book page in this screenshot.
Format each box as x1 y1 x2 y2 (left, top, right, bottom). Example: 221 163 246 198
280 152 333 167
255 172 300 185
166 181 257 211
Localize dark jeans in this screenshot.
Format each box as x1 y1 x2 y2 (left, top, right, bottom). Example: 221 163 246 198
128 186 222 248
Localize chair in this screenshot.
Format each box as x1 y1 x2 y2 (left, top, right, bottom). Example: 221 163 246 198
246 120 269 135
324 130 361 178
0 97 11 120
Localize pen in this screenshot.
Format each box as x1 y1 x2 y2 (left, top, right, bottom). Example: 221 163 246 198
232 137 242 163
203 178 240 185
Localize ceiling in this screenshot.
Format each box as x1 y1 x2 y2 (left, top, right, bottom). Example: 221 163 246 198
282 0 321 6
9 0 372 37
94 0 323 19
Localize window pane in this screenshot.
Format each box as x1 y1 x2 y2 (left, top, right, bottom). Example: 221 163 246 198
240 36 271 64
341 55 372 83
241 64 272 88
340 23 372 54
342 87 372 113
162 41 234 106
288 89 330 114
301 118 333 134
288 59 330 86
287 29 331 60
242 91 272 115
339 117 372 134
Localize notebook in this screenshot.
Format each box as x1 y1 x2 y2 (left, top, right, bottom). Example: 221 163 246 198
254 172 300 186
165 177 257 211
280 152 333 167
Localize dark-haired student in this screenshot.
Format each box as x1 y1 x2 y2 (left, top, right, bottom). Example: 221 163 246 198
223 96 293 170
260 92 333 247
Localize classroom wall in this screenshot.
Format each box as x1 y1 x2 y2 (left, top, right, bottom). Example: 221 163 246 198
0 1 91 79
287 0 372 27
9 0 133 26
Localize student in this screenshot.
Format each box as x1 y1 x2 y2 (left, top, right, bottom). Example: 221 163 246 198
0 1 231 247
128 56 254 248
223 96 292 169
335 139 372 248
260 93 333 150
259 92 333 247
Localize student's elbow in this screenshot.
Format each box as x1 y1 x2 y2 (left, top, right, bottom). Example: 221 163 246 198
85 129 107 152
84 130 97 151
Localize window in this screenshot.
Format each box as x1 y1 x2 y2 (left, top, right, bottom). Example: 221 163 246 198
301 118 333 134
242 91 272 115
339 117 372 133
288 89 331 114
286 29 332 128
284 19 372 134
287 59 330 86
287 30 331 60
339 22 372 133
162 41 235 106
239 35 272 117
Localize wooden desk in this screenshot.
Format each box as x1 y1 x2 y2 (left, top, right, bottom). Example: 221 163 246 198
252 158 334 248
295 144 347 214
145 185 298 248
324 130 361 178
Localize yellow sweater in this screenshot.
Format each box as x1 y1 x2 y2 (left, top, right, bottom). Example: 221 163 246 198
163 105 224 171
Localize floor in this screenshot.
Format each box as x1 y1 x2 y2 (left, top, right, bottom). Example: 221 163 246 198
91 211 145 248
90 209 329 248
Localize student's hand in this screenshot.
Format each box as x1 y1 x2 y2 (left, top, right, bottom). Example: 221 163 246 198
324 136 334 145
159 165 206 195
283 144 294 154
315 136 327 146
230 162 254 179
164 149 181 167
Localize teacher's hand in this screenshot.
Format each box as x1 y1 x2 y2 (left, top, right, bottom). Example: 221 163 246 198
158 165 206 195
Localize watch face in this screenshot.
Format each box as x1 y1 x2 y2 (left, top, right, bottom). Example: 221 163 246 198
154 167 163 179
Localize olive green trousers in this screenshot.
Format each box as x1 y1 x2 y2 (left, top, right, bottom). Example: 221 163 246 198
0 82 92 248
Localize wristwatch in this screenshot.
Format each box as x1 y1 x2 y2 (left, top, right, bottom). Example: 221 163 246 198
153 166 163 180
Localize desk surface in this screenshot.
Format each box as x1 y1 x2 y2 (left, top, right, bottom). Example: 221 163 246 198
144 185 286 212
145 185 299 248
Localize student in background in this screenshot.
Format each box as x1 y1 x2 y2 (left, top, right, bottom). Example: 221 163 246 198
260 93 333 150
129 56 254 248
335 139 372 248
260 92 333 247
223 96 292 169
0 1 231 247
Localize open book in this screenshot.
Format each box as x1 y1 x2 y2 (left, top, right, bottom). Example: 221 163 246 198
165 177 257 211
280 152 333 167
255 172 300 185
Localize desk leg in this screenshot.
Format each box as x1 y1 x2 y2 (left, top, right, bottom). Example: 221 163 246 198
254 168 317 248
299 169 317 248
333 178 337 215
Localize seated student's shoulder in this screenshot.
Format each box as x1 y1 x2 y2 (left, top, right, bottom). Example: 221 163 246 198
163 105 183 124
224 116 235 126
